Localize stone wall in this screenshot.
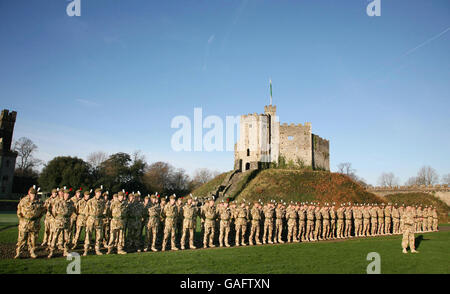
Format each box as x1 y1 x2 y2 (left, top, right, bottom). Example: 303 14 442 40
368 185 450 206
279 123 312 166
312 134 330 170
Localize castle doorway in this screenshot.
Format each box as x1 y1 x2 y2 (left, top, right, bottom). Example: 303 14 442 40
245 162 250 171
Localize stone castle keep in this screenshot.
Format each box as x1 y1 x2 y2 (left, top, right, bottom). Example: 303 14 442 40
234 104 329 171
0 109 18 197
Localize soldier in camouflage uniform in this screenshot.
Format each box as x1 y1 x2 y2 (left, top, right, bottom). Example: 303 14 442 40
417 205 423 233
144 194 161 252
336 204 345 239
15 187 45 259
432 206 438 231
161 195 179 251
48 189 75 258
369 204 378 236
71 190 90 249
180 195 197 250
263 202 275 244
234 200 248 246
297 203 306 241
126 193 142 251
69 189 81 242
354 205 363 237
286 203 298 243
329 203 337 239
176 197 184 246
305 204 315 241
275 202 285 243
102 192 111 248
402 205 418 254
202 198 217 248
344 204 353 238
377 203 385 235
107 192 128 255
384 203 392 235
249 201 262 246
321 205 330 240
41 189 58 247
313 205 322 241
83 188 106 256
399 204 405 233
392 204 400 234
218 200 232 247
362 205 371 237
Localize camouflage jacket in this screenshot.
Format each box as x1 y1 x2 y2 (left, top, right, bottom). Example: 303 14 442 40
84 197 106 218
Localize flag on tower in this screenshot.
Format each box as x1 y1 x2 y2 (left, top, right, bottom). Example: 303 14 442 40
269 78 273 105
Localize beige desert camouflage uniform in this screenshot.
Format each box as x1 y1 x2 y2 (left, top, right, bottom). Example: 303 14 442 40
321 207 330 240
344 207 353 238
329 207 336 239
180 203 197 249
108 198 128 254
286 206 298 242
313 208 322 240
49 197 75 257
72 197 89 247
145 200 161 251
263 205 275 244
218 205 232 247
384 205 392 234
336 207 344 238
354 207 363 237
275 205 285 243
306 207 315 241
203 204 217 248
401 209 416 251
362 207 371 236
234 205 248 246
369 206 378 236
392 206 400 234
42 196 56 246
249 205 262 245
297 207 306 241
84 196 106 254
377 206 385 235
161 201 179 250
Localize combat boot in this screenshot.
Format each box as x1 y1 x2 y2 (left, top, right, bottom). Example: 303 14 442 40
171 246 179 251
402 248 408 254
225 243 230 248
161 242 166 251
117 249 127 255
143 247 149 252
249 241 254 246
189 243 196 249
71 243 77 250
95 248 103 256
47 250 53 259
278 239 284 244
106 248 112 255
14 250 21 259
83 250 88 256
181 245 185 250
219 242 223 247
411 249 419 253
63 250 69 257
151 247 158 252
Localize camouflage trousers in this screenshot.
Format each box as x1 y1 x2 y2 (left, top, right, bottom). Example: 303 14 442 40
109 220 126 252
180 219 195 249
72 215 87 246
287 219 298 242
401 224 415 250
42 216 53 245
263 219 274 243
354 219 362 236
306 220 315 240
330 219 336 238
344 220 352 237
314 220 322 240
385 219 391 234
362 219 370 236
249 220 261 245
203 219 216 247
377 219 385 235
371 219 378 235
235 218 247 246
84 217 103 251
392 219 400 234
322 220 330 239
102 219 111 246
336 220 344 238
275 219 283 242
50 227 70 253
69 216 77 241
162 218 177 250
16 220 39 256
127 219 142 249
145 219 160 250
297 220 305 241
432 219 438 231
219 220 231 247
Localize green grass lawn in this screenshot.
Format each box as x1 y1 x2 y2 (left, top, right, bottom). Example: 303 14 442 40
0 229 449 274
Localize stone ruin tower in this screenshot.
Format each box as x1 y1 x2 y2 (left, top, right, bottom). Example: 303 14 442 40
234 104 329 172
0 109 18 197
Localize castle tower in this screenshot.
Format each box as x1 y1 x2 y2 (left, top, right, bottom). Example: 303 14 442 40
263 105 279 164
0 109 18 197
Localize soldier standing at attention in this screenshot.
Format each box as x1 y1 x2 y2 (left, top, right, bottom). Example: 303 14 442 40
48 189 75 258
369 204 378 236
107 192 128 255
354 204 363 237
218 200 232 247
71 190 90 249
69 189 81 242
329 203 337 239
234 200 248 246
274 202 285 243
176 197 184 246
180 195 197 250
83 187 106 256
344 204 353 238
144 194 161 252
161 195 179 251
431 206 438 231
297 203 306 241
362 205 371 237
286 202 298 243
391 204 400 234
41 188 58 247
384 203 392 235
336 204 345 239
377 203 385 235
15 187 45 259
313 205 322 241
249 201 262 246
305 204 315 241
102 192 112 249
402 205 419 254
321 204 330 240
263 202 275 244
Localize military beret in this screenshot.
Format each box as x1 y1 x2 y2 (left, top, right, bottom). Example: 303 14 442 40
28 187 37 194
144 196 150 200
84 191 90 196
117 191 124 197
63 189 71 194
51 188 58 193
95 188 103 193
169 195 176 200
113 193 118 198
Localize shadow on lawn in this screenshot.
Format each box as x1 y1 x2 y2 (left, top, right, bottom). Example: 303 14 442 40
414 235 429 250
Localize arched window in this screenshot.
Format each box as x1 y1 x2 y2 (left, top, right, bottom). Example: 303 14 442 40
247 149 250 156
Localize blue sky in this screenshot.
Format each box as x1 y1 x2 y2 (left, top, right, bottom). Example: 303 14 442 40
1 0 449 185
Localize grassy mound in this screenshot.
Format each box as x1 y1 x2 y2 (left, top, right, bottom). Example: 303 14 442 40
235 169 384 204
385 193 450 223
190 171 231 197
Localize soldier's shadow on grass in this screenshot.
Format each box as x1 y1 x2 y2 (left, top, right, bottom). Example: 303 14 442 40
414 235 429 250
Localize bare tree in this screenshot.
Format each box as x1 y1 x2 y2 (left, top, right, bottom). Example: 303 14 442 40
87 151 108 169
378 172 399 187
13 137 42 171
405 176 418 186
336 162 355 176
442 173 450 185
416 166 439 186
193 168 214 185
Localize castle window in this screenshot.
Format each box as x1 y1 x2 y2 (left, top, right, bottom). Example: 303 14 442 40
247 149 250 156
288 136 294 141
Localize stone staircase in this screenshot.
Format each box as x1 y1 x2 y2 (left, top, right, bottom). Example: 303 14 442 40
209 169 243 200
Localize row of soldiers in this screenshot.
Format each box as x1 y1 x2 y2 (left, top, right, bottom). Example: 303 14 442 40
15 186 439 258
